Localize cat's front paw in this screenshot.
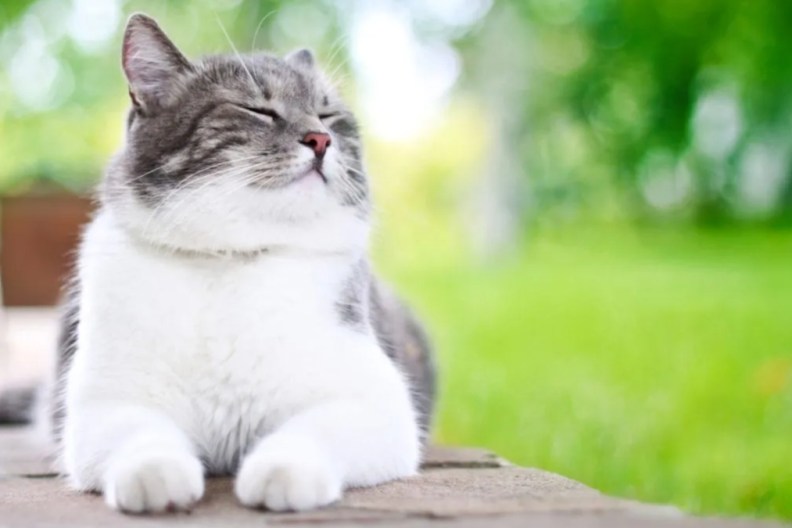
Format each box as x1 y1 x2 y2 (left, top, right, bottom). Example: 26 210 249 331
235 442 342 512
104 449 204 514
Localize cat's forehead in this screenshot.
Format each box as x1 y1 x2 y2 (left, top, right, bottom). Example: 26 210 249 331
198 53 320 104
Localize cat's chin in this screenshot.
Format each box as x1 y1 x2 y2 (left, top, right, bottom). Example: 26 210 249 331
103 166 368 257
300 168 328 184
248 168 327 190
286 164 330 186
108 191 370 258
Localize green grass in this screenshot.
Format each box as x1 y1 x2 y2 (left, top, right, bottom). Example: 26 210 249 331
377 225 792 520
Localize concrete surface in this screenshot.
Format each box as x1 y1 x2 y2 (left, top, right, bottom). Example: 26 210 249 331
0 427 785 528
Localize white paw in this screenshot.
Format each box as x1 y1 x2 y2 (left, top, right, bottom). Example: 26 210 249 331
235 443 342 512
104 449 204 514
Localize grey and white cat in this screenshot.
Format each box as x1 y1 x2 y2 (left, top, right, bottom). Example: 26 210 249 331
0 13 435 514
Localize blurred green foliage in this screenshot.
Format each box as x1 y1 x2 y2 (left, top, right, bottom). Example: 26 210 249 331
1 0 791 520
3 0 792 221
459 0 792 224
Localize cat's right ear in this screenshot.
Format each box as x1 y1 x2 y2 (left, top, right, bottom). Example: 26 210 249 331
122 13 193 111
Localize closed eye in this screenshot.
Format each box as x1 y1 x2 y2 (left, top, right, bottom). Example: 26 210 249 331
318 112 339 120
239 106 281 121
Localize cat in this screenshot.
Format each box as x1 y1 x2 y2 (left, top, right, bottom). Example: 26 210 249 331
0 13 435 514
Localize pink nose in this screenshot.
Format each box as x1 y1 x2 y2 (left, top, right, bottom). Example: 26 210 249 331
300 132 332 157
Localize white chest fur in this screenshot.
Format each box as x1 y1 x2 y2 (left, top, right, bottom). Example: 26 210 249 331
64 211 418 486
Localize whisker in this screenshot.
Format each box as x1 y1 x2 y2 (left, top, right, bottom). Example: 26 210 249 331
125 154 263 185
325 33 350 72
325 53 350 88
141 162 265 240
136 157 261 235
216 15 257 89
335 160 370 203
250 9 279 51
154 159 275 241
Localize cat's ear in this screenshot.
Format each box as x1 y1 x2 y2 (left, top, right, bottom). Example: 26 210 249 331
285 49 315 69
122 13 193 111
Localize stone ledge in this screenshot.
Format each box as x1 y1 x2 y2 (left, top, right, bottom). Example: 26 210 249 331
0 427 784 527
0 427 506 479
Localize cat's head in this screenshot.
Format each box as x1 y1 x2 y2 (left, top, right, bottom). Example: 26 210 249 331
104 13 370 255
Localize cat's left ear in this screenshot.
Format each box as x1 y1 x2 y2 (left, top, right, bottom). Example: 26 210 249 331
122 13 193 111
285 48 315 69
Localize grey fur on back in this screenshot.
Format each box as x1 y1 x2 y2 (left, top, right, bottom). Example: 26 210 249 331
369 281 436 436
334 259 436 435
